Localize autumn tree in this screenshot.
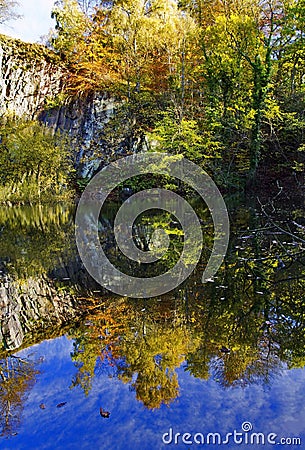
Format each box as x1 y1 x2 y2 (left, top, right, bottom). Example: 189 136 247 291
270 0 305 174
0 356 39 437
191 1 284 179
49 0 305 183
51 0 90 62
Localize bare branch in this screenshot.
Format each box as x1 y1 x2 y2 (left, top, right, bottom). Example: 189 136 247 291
0 0 20 25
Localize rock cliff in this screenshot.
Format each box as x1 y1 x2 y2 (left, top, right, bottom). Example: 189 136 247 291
0 34 63 118
0 34 120 177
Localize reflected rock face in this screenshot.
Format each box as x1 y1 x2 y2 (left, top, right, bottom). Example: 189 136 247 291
0 271 81 351
0 204 105 353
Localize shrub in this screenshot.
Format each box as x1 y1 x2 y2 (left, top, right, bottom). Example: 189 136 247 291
0 118 75 204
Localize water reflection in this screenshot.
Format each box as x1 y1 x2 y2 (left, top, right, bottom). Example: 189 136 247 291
0 356 40 438
0 196 305 446
1 336 304 449
0 204 75 278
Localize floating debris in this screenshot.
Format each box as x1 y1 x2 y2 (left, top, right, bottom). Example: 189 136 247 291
56 402 67 408
100 407 110 418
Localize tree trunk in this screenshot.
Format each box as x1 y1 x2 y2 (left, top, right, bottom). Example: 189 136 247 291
249 49 272 181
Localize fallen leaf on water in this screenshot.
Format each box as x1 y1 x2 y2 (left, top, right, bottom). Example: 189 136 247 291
57 402 67 408
100 407 110 418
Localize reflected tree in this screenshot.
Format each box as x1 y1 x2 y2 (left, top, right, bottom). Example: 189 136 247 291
69 298 191 408
68 196 305 400
117 325 190 409
0 204 75 278
0 356 39 437
70 299 134 395
3 193 303 412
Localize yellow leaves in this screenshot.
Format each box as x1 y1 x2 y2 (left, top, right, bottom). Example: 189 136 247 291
51 0 90 58
53 0 201 94
292 161 304 172
264 97 285 121
271 259 279 268
67 59 119 94
246 108 256 121
165 228 184 236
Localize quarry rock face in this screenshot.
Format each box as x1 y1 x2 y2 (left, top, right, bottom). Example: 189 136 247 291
0 272 80 351
0 34 120 178
0 35 63 118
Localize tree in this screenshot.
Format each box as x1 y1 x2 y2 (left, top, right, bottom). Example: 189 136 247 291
51 0 119 94
0 356 39 437
0 118 74 203
150 111 222 165
51 0 90 62
49 0 305 184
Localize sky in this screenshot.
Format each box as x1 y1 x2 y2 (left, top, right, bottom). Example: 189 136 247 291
0 0 56 43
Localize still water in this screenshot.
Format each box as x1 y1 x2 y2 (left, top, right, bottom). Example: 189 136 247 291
0 192 305 449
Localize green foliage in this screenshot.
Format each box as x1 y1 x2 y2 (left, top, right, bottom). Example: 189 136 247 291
149 112 222 164
47 0 305 183
0 118 75 204
76 176 90 192
0 203 75 278
51 0 89 62
0 34 61 67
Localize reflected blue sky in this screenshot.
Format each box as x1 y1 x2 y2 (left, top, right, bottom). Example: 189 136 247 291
1 336 304 450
